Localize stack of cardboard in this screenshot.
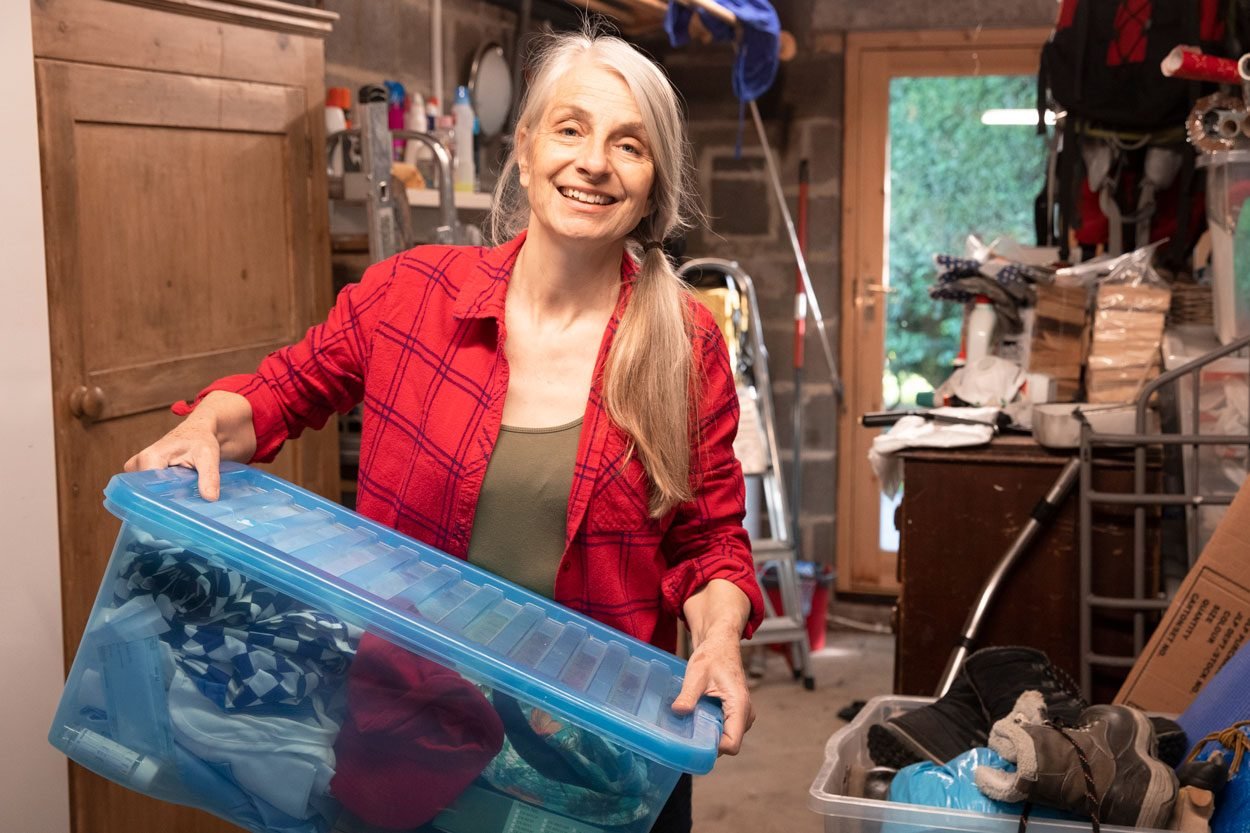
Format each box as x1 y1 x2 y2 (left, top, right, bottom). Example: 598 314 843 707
1087 283 1172 403
1027 283 1088 401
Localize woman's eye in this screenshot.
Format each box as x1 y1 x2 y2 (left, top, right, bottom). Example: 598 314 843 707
559 126 579 137
620 143 639 155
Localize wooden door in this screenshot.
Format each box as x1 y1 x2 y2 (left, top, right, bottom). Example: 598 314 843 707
837 29 1049 595
37 56 336 833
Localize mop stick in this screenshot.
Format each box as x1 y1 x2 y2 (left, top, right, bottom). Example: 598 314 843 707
792 159 809 551
674 0 844 556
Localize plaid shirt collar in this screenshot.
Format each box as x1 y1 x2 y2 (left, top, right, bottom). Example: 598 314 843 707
452 230 642 323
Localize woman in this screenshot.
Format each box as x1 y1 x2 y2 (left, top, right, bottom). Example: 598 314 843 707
126 28 762 831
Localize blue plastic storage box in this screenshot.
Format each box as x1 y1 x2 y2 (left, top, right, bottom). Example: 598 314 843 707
51 463 722 833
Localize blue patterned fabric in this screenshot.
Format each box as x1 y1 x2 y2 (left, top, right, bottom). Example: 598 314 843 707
479 689 653 826
115 534 361 713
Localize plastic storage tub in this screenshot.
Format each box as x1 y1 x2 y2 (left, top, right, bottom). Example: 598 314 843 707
51 463 721 833
1197 150 1250 345
810 695 1161 833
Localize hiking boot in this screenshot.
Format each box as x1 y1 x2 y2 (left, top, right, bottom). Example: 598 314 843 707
1151 716 1188 769
975 703 1179 829
964 646 1087 728
867 674 988 767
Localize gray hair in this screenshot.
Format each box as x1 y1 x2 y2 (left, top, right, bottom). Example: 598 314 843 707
488 29 701 248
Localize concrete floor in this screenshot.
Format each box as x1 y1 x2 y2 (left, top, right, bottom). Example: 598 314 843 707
692 629 895 832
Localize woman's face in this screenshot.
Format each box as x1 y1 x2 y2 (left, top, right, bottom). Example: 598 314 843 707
519 63 656 250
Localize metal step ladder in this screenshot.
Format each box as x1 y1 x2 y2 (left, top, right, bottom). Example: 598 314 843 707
678 258 814 689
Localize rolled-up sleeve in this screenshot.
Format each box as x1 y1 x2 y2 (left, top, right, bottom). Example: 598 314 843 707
172 257 397 462
658 307 765 638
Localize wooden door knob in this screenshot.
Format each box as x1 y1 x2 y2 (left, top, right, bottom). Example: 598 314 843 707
69 385 106 422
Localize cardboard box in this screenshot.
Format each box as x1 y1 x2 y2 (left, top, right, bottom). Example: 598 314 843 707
1115 478 1250 712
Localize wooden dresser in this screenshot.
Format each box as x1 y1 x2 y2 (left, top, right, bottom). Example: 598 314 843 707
893 435 1160 705
31 1 338 830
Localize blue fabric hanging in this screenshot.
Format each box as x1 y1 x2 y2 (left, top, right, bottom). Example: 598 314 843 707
665 0 780 154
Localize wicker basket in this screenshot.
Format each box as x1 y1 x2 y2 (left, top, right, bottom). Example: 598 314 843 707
1169 282 1214 326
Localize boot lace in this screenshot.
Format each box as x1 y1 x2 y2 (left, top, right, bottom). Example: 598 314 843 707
1186 720 1250 777
1043 664 1089 729
1017 722 1101 833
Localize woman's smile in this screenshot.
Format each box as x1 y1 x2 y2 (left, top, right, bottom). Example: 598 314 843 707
518 62 654 248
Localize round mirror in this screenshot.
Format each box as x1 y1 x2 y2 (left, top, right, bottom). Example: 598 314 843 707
468 42 513 141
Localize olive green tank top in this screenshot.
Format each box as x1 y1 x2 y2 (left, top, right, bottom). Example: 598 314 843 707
466 417 584 598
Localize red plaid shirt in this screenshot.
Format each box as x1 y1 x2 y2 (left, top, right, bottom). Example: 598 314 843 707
176 232 763 651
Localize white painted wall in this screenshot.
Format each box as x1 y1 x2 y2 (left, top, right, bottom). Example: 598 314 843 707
0 3 72 831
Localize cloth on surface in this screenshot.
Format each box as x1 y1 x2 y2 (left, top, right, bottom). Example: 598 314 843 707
869 407 1000 498
934 356 1027 409
890 746 1074 819
168 668 339 821
330 633 504 831
478 688 653 827
734 385 769 475
929 253 1040 334
115 534 361 713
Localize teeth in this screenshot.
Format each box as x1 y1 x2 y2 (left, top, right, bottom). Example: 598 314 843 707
560 187 614 205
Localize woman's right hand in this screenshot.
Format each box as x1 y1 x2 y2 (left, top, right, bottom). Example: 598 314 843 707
123 391 255 501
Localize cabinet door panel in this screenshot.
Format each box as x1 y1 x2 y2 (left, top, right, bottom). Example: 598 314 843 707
38 56 334 833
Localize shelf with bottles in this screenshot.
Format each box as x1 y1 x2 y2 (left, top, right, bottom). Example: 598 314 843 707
405 188 492 211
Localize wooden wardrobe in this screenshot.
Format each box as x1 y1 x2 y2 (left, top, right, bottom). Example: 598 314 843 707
31 0 339 829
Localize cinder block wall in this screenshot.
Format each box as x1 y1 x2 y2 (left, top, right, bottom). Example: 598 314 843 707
324 0 516 120
648 0 1057 573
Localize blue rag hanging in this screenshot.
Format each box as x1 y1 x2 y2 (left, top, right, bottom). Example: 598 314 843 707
664 0 780 153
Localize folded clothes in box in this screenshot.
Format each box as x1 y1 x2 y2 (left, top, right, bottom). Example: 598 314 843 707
51 464 721 833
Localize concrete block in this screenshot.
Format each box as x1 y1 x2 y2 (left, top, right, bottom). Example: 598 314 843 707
802 517 835 567
709 178 772 237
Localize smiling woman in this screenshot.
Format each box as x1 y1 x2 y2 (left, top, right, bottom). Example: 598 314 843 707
124 25 762 833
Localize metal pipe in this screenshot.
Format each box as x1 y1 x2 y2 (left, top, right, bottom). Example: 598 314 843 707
792 159 809 556
432 0 444 111
1079 426 1094 699
391 129 457 243
748 100 839 392
936 458 1081 696
1087 595 1172 611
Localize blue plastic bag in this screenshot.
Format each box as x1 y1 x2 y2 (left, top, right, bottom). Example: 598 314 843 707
889 747 1076 819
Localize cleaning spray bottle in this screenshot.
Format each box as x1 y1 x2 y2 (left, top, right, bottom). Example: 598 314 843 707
452 85 476 193
965 294 997 364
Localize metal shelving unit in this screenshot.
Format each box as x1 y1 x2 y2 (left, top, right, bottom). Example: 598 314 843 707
1078 333 1250 697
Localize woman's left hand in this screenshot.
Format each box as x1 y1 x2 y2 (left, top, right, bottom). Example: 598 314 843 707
671 579 755 756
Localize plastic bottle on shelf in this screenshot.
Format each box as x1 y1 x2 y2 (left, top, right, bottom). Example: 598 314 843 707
403 89 432 183
384 80 407 161
432 115 457 186
452 86 477 193
965 294 997 364
324 104 347 177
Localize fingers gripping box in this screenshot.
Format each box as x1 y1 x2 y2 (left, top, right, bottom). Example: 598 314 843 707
51 464 721 833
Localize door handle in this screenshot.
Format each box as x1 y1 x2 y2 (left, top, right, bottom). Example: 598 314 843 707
855 280 895 311
70 385 106 423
